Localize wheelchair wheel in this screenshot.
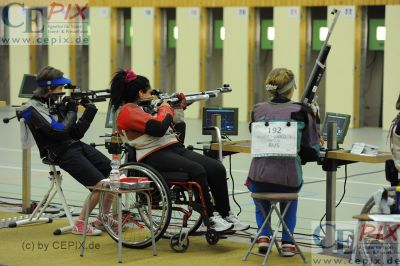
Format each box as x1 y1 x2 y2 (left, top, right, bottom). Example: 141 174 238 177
360 196 376 214
205 229 219 245
162 184 203 239
170 232 189 253
99 162 172 249
360 187 395 214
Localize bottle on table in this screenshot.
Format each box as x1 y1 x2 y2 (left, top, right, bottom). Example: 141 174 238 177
109 154 120 190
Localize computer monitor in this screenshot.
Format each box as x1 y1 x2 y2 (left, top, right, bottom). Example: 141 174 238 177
19 74 38 98
321 112 351 144
105 101 115 129
202 107 239 136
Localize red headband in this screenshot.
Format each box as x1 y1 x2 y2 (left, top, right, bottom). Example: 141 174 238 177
125 69 138 83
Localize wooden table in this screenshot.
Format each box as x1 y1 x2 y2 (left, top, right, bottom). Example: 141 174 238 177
211 140 391 162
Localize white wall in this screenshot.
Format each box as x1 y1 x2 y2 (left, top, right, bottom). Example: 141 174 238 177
223 7 249 121
47 9 69 78
326 6 356 127
383 5 400 130
131 7 155 84
176 7 201 119
89 7 111 112
8 5 30 106
273 7 301 100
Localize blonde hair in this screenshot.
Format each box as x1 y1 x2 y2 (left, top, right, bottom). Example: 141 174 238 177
265 68 296 98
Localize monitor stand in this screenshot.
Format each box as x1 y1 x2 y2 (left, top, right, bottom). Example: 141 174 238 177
211 130 219 143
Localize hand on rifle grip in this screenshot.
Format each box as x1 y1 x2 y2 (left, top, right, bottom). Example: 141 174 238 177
66 100 78 112
175 92 187 110
80 98 94 109
159 100 170 108
319 136 325 146
309 97 320 118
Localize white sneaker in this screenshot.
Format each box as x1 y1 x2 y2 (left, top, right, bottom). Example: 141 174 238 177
224 211 250 231
209 212 234 232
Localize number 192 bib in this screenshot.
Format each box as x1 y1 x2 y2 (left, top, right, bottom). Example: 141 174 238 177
251 121 298 158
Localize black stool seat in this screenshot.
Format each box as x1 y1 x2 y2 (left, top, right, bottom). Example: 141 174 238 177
160 172 190 182
251 192 298 201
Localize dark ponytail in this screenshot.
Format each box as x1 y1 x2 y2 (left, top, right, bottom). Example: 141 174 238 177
110 69 151 110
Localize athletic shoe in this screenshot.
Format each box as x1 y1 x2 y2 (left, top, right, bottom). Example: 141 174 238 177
72 219 102 236
92 214 119 231
209 212 234 232
224 211 250 231
281 243 297 257
258 236 271 254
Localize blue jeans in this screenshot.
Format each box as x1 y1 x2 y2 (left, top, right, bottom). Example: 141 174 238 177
247 181 301 243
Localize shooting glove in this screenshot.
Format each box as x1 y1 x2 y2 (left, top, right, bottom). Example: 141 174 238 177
175 92 187 110
82 102 97 113
66 100 78 113
173 109 185 124
80 98 92 108
309 99 320 118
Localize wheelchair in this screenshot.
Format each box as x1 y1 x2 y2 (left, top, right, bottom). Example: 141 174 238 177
352 187 397 265
98 136 222 252
160 171 221 252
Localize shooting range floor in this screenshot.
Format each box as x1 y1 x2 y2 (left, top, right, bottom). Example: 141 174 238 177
0 211 344 266
0 107 391 265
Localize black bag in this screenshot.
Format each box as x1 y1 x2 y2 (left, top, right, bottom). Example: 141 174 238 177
386 159 399 186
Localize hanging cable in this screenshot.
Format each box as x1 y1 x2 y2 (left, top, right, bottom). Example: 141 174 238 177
228 154 242 216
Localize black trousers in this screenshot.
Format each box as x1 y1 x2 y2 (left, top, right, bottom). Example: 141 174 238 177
142 145 231 217
57 142 111 187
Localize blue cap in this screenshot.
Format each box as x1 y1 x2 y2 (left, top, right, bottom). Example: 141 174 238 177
37 76 72 87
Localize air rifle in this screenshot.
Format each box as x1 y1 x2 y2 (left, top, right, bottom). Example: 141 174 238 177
63 88 111 104
301 8 340 105
138 84 232 110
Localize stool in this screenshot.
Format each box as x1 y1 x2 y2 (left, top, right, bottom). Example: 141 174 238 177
243 192 306 266
80 185 157 263
9 160 75 235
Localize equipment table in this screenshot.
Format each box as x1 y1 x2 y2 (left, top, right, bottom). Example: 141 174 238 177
80 185 156 263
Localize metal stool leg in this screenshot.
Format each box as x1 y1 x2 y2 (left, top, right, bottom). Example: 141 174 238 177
52 167 74 234
117 193 122 263
12 180 55 227
243 200 274 261
144 192 157 256
275 202 307 263
80 192 93 257
259 202 282 256
10 164 73 230
262 202 282 266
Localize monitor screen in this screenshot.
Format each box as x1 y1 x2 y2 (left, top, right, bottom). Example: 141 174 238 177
321 112 351 144
202 107 238 136
105 101 115 129
19 74 38 98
